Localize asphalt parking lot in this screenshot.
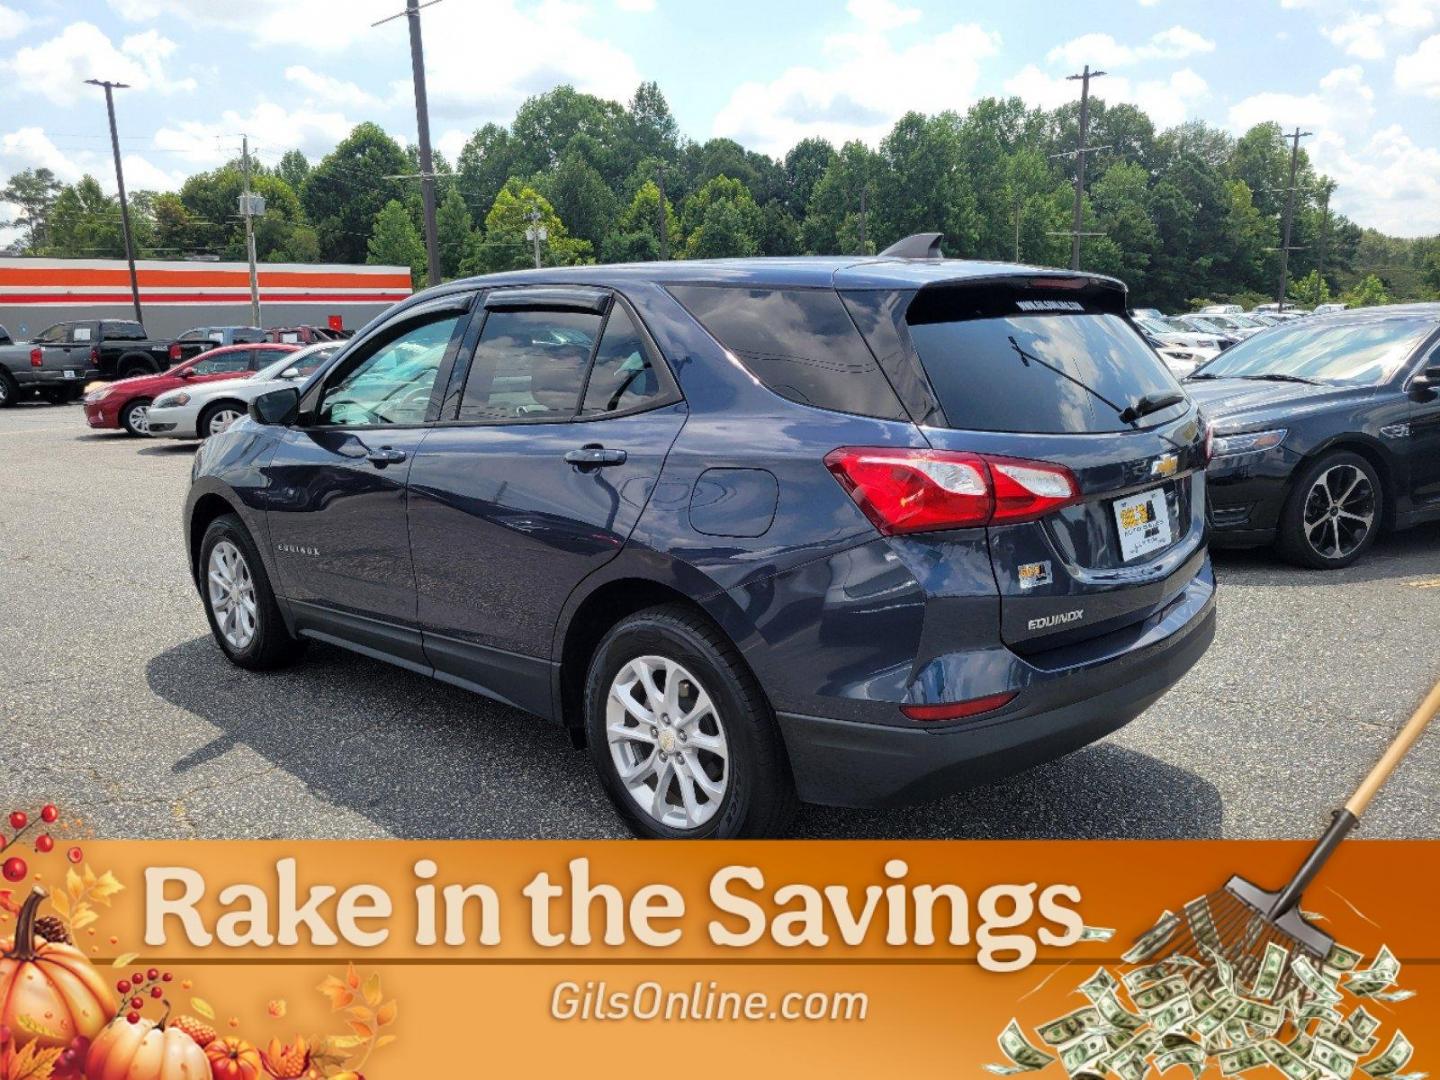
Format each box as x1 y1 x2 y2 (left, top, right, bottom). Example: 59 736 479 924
2 400 1438 841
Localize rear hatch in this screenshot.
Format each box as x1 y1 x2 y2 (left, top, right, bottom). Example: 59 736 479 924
893 277 1208 654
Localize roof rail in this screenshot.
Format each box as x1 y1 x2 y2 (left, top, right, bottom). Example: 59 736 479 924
878 232 944 260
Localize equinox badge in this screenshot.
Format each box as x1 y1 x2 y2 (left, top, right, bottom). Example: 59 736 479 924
1028 609 1084 631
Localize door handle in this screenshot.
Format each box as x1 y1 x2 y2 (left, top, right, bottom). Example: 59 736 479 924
564 445 628 468
366 446 408 467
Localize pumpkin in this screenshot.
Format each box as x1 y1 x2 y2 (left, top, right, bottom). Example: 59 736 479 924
206 1036 263 1080
0 887 115 1050
86 1015 210 1080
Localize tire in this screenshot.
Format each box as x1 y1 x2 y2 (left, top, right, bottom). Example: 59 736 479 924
1276 451 1383 569
0 371 18 408
199 400 246 439
583 604 797 839
119 398 152 437
38 387 67 405
198 513 306 670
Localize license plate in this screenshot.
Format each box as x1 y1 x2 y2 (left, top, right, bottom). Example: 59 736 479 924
63 370 76 379
1113 488 1172 562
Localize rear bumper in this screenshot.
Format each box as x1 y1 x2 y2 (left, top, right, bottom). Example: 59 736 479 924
775 568 1216 808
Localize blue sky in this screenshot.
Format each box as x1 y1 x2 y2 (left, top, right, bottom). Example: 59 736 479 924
1 0 1438 240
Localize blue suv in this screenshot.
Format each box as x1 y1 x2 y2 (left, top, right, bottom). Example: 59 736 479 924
184 235 1216 838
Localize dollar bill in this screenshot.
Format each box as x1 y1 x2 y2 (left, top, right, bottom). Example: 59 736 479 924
1288 1032 1315 1059
1193 997 1242 1039
1078 967 1119 1003
1185 896 1222 952
1313 1037 1360 1080
1252 941 1290 1001
1233 998 1284 1034
1060 1033 1111 1076
1132 974 1189 1014
1094 989 1146 1033
1079 925 1116 942
1123 963 1171 992
1345 946 1400 996
1319 1021 1379 1057
1203 944 1237 993
1361 1032 1413 1078
1263 1038 1320 1080
1365 989 1415 1003
1123 911 1180 965
1150 994 1196 1034
1156 1044 1206 1078
1037 1007 1104 1047
1325 943 1365 973
1294 955 1345 1005
1219 1044 1269 1076
1349 1007 1382 1039
989 1019 1057 1074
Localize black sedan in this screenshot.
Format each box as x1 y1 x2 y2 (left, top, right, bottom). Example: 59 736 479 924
1186 304 1440 568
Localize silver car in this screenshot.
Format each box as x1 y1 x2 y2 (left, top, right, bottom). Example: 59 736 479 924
147 342 340 439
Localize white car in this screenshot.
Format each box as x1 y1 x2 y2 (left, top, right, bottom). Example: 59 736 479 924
1134 316 1226 353
147 342 340 439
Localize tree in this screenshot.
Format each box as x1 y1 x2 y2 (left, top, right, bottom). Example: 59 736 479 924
540 150 616 250
874 112 977 254
435 186 476 280
1344 273 1390 308
303 122 409 263
45 176 147 258
457 123 518 222
1087 160 1158 291
783 137 835 219
367 199 426 285
178 166 305 261
606 179 673 261
624 82 680 173
510 86 626 181
1292 269 1331 308
1 168 62 251
803 140 879 254
680 175 762 258
277 150 310 195
480 179 591 272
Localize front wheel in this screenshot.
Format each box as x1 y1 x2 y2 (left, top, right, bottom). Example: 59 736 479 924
199 400 246 439
199 513 306 670
0 371 17 408
583 604 796 839
119 398 152 437
1276 451 1382 569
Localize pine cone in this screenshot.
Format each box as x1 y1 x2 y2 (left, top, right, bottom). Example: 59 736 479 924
33 915 70 944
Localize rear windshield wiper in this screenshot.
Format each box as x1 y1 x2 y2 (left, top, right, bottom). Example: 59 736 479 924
1119 391 1186 424
1237 373 1321 385
1007 335 1130 421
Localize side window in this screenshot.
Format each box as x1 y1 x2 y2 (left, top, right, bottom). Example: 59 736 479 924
35 325 66 344
581 305 665 415
193 351 253 376
235 328 265 344
458 309 602 421
319 313 462 427
178 329 204 342
667 285 907 420
69 324 94 343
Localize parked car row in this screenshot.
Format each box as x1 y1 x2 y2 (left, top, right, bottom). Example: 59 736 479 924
0 320 352 408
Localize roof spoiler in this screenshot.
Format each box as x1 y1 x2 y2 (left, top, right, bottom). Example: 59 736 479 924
878 232 944 260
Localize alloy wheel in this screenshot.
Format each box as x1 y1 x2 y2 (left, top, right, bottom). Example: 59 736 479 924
208 408 243 436
129 405 150 435
207 539 258 650
1302 463 1375 561
605 655 729 831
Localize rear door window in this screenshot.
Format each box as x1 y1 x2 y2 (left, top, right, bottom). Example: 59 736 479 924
580 305 666 416
459 309 602 422
193 350 253 376
668 285 907 420
905 288 1183 433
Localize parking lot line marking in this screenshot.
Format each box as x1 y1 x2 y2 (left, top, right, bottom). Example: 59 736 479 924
1407 579 1440 589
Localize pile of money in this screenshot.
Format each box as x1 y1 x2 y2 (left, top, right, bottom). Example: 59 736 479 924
986 908 1422 1080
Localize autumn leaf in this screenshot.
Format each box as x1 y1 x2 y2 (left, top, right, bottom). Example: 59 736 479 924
346 1021 373 1040
71 908 98 932
322 1035 365 1053
45 892 67 919
191 998 216 1021
375 1000 397 1027
345 963 360 990
3 1040 63 1080
361 972 382 1008
111 952 138 968
344 1006 373 1025
65 869 83 902
374 1034 398 1050
14 1015 63 1041
317 976 354 1011
90 871 124 906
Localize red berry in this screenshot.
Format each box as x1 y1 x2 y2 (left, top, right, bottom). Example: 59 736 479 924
161 972 173 982
130 996 143 1010
35 834 54 853
117 980 131 994
66 846 83 864
126 1012 140 1025
8 811 26 831
147 968 159 981
1 857 26 882
151 986 163 999
40 805 58 824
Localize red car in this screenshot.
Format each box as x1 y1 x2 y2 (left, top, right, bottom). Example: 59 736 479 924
82 342 300 436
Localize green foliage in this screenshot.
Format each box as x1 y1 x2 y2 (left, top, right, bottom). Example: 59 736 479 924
46 175 146 258
680 175 762 258
277 150 310 195
367 199 425 285
435 186 477 280
1292 270 1332 307
1343 273 1390 308
1 167 63 251
480 179 592 272
303 121 410 264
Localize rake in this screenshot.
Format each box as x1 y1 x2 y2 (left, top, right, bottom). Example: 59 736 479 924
1133 677 1440 1004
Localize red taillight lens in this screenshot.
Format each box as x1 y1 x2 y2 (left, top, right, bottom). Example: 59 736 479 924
900 692 1018 722
169 343 182 362
824 447 1079 535
89 345 100 364
29 348 42 367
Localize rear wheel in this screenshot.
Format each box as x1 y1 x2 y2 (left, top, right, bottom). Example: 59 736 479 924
0 371 17 408
119 398 152 436
1276 451 1382 569
199 400 246 438
583 604 796 839
199 513 306 670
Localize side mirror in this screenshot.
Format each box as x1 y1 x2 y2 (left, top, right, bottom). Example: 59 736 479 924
176 368 194 379
249 386 300 426
280 367 301 380
1410 364 1440 400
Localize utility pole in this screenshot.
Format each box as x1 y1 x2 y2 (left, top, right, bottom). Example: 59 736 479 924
1066 64 1106 271
858 185 868 255
525 207 545 269
655 164 670 260
374 0 442 287
85 79 142 323
1275 126 1313 311
240 135 261 326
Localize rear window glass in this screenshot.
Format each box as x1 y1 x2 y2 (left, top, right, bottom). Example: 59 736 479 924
102 321 146 340
460 309 602 421
668 285 906 421
906 289 1182 434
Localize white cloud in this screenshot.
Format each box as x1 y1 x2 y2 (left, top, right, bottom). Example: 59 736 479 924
1395 32 1440 95
107 0 399 51
1309 125 1440 234
1227 65 1375 137
1 22 197 105
0 125 182 201
1379 0 1439 29
284 65 383 110
0 3 31 39
153 102 357 169
0 128 80 181
436 128 469 163
1045 25 1214 68
847 0 921 30
712 14 999 156
1003 66 1209 128
615 0 655 10
1324 13 1387 58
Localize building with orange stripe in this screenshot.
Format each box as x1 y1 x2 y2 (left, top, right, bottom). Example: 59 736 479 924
0 257 414 340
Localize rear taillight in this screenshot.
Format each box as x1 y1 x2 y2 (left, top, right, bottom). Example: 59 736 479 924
89 345 100 365
901 692 1018 722
824 447 1080 535
169 343 182 362
1202 418 1214 464
29 348 42 367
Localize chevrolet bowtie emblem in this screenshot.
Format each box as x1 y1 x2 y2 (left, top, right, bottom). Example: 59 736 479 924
1150 453 1179 478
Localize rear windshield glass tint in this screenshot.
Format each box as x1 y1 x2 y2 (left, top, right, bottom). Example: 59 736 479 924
906 292 1182 433
668 285 906 420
